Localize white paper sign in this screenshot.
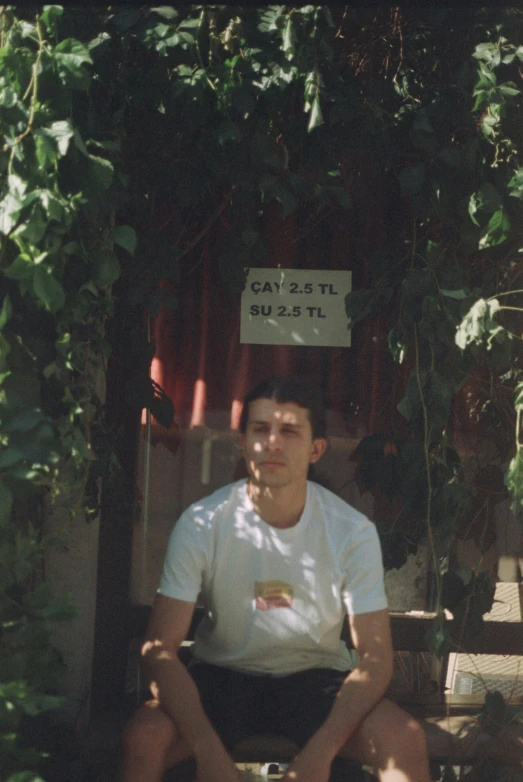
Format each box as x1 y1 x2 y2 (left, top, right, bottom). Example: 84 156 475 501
240 269 352 347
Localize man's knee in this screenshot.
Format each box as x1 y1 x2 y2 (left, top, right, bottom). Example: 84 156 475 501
122 701 177 759
373 706 428 764
354 700 428 766
393 713 427 756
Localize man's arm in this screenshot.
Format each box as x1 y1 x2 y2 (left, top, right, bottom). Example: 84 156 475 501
141 594 241 780
283 609 393 781
313 608 393 751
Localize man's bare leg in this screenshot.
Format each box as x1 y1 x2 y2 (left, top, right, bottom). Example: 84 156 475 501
341 698 431 782
121 700 192 782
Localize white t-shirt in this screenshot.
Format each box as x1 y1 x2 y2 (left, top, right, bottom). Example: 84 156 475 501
158 480 387 675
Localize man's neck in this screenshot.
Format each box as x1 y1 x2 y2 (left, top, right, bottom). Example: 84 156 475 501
247 479 308 529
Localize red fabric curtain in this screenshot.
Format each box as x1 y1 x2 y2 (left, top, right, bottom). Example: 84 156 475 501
149 166 406 438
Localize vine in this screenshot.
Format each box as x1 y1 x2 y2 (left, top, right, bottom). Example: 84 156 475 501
1 5 523 779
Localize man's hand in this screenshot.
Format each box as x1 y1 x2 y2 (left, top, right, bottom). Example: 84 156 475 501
194 734 242 782
281 741 334 782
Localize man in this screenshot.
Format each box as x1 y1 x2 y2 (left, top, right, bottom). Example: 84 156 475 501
122 376 431 782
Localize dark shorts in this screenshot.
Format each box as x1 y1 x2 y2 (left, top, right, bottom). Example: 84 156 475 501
188 661 350 751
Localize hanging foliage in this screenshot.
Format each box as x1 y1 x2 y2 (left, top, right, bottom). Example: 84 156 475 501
2 5 523 778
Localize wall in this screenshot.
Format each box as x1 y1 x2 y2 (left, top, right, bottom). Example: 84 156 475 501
45 497 100 732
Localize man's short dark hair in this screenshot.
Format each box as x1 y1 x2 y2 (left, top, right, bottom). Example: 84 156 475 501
239 376 326 439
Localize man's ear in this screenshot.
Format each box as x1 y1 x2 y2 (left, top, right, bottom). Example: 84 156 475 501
310 437 327 463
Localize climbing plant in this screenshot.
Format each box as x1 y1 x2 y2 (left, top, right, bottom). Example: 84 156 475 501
0 6 139 779
345 7 523 654
1 5 523 778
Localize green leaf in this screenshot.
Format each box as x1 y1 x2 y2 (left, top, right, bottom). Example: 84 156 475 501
4 409 45 432
19 21 37 39
151 7 179 20
150 389 175 429
472 90 488 112
388 327 407 364
0 446 25 468
455 298 501 349
112 8 142 31
498 82 520 96
39 190 65 223
4 412 39 436
8 174 28 199
21 693 68 717
12 205 47 245
440 570 468 612
0 193 23 235
33 267 65 313
54 39 93 89
397 370 453 436
479 209 511 248
282 15 297 58
506 451 523 511
308 94 323 133
33 130 58 168
508 168 523 198
473 42 499 63
177 17 200 30
476 61 497 88
87 32 111 54
0 295 13 328
39 5 63 31
43 120 74 157
515 382 523 409
73 127 89 157
88 154 114 190
3 255 34 281
90 250 121 287
112 226 137 256
153 22 172 39
481 112 499 138
0 85 18 108
477 183 502 214
440 289 467 300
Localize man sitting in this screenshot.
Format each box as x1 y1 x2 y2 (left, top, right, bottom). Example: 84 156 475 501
122 376 430 782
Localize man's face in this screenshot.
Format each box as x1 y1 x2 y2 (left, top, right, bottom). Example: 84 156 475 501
239 397 326 491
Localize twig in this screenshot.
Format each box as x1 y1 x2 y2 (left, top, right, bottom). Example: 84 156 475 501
392 7 404 86
487 289 523 301
334 6 349 39
2 21 45 155
413 325 440 618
